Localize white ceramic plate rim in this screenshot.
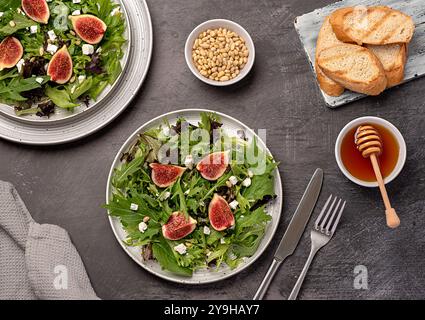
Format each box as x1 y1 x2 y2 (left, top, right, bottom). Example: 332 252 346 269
335 116 407 188
106 109 283 284
184 19 255 87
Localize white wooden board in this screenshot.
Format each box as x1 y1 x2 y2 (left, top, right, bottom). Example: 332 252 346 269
294 0 425 108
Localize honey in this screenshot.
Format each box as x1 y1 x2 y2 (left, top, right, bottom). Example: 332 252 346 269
340 124 399 182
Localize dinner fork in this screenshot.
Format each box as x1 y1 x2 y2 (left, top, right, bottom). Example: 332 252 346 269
288 195 346 300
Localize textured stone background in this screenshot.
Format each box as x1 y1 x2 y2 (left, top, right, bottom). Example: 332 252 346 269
0 0 424 299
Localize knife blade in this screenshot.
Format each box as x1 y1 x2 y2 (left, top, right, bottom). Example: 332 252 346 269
253 168 323 300
275 168 323 261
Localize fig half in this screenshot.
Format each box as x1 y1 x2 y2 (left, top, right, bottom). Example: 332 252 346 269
47 46 73 84
150 163 186 188
22 0 50 24
208 194 235 231
196 151 229 181
69 14 107 45
0 37 23 71
162 212 197 241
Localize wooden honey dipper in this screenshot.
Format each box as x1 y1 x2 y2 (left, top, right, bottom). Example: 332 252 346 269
355 125 400 228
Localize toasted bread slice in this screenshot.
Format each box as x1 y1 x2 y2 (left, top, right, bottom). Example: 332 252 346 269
366 43 407 87
315 16 345 96
317 43 387 96
330 6 415 45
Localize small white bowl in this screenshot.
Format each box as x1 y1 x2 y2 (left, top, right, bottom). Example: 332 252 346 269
185 19 255 86
335 116 407 188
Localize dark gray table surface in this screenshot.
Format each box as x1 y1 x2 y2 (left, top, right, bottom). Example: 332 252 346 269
1 0 424 300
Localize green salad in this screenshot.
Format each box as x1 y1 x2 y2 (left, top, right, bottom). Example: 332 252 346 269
0 0 126 117
105 113 279 276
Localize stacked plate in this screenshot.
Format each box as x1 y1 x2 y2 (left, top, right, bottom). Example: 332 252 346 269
0 0 153 145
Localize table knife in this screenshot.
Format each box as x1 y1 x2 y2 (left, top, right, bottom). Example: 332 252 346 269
253 168 323 300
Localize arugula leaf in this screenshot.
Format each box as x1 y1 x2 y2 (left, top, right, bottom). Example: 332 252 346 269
0 13 34 36
152 238 192 277
0 0 20 11
0 76 49 102
45 86 79 109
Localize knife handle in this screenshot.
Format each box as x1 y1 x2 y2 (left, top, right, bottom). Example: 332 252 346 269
253 258 282 300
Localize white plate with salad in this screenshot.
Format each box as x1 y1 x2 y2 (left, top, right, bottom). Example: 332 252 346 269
105 109 283 284
0 0 130 122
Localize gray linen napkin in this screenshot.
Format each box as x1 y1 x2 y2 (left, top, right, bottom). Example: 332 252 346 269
0 181 99 300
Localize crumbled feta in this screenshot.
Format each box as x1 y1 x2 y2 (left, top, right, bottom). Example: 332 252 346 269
96 46 102 53
184 155 194 169
242 177 252 187
228 176 238 185
240 215 245 219
78 75 86 83
184 189 190 195
161 191 171 201
72 10 81 16
46 43 58 54
72 0 81 3
138 221 148 233
111 7 121 16
247 169 254 178
30 25 38 34
130 203 139 211
0 12 4 18
174 243 187 255
161 125 170 137
16 59 25 73
47 30 56 41
82 44 94 55
229 200 239 210
203 226 211 235
35 77 44 84
220 238 226 244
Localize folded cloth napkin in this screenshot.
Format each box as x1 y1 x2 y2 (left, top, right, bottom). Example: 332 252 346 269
0 181 98 300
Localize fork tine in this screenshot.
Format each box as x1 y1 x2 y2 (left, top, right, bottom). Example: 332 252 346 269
314 194 333 229
330 201 346 235
319 196 337 230
325 198 342 233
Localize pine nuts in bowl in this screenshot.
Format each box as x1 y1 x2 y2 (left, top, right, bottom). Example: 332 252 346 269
185 19 255 86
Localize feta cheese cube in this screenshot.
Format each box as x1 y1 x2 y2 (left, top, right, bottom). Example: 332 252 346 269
47 30 56 41
184 155 194 169
174 243 187 255
228 176 238 185
138 221 148 233
130 203 139 211
72 0 81 3
229 200 239 210
0 12 4 18
82 44 94 55
72 10 81 16
203 226 211 235
78 75 86 83
16 59 25 73
46 43 58 54
247 169 254 178
30 25 38 34
220 238 226 244
160 191 171 201
242 177 251 187
35 77 44 84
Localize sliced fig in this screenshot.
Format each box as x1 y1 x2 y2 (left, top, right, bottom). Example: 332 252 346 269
162 212 197 241
69 14 107 45
150 163 186 188
196 151 229 181
0 37 23 71
47 46 73 84
22 0 50 24
208 194 235 231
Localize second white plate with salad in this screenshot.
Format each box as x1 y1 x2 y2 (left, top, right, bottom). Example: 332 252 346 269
105 109 283 284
